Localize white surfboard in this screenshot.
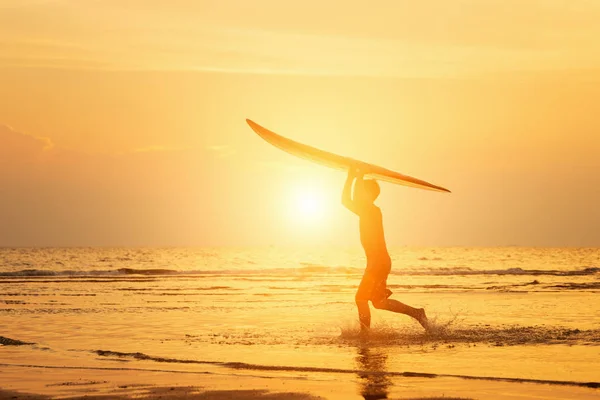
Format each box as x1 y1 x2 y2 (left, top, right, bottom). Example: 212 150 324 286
246 119 450 193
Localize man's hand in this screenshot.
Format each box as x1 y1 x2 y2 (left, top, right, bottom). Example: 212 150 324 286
347 165 364 179
347 166 356 179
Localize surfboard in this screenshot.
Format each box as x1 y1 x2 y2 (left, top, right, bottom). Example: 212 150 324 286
246 119 450 193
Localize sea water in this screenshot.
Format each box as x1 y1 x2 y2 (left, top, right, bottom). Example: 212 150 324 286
1 247 599 390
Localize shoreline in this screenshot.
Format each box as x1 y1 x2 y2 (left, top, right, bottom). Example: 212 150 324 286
2 361 598 390
1 363 599 400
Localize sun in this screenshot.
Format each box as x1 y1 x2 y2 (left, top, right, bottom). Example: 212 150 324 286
288 185 328 224
295 191 320 217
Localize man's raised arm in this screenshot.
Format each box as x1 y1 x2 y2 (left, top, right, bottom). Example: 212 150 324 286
342 167 362 215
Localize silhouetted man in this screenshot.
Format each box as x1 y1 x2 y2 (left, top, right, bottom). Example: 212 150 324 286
342 167 428 333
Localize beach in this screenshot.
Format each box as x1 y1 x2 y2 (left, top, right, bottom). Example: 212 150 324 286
4 0 600 397
2 361 599 400
1 247 599 399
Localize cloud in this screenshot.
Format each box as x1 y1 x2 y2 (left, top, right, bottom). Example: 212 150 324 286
133 145 187 153
207 145 236 158
2 1 600 76
0 123 238 246
0 124 54 163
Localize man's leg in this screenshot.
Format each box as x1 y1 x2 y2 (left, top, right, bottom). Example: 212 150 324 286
372 298 429 330
355 273 375 332
356 298 371 331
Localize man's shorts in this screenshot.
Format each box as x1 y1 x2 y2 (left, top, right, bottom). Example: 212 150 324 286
355 269 393 303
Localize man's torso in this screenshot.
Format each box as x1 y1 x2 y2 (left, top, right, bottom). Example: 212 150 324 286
359 205 390 274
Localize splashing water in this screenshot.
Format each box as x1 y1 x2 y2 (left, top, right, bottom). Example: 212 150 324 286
331 309 600 348
424 309 464 338
337 309 463 342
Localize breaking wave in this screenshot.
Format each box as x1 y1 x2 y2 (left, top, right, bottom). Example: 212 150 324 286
86 349 600 389
1 266 598 278
0 335 34 346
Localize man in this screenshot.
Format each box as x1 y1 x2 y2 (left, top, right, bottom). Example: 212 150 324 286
342 167 428 333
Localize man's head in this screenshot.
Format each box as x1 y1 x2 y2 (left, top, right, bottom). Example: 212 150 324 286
354 179 380 204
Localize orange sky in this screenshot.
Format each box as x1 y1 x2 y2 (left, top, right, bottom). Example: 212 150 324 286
1 1 599 246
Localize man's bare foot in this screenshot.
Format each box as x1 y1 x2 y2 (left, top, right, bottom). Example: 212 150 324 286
359 327 370 340
415 308 429 332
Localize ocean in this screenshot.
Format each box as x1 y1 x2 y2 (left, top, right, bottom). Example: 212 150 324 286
1 247 599 397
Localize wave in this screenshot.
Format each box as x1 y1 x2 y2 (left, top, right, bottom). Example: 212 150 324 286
117 268 178 275
1 266 598 278
172 321 600 347
0 335 33 346
117 286 234 291
334 324 600 347
0 269 122 277
404 266 600 277
87 350 600 389
3 360 597 389
485 281 600 291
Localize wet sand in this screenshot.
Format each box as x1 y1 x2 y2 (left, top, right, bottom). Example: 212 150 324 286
2 362 600 400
